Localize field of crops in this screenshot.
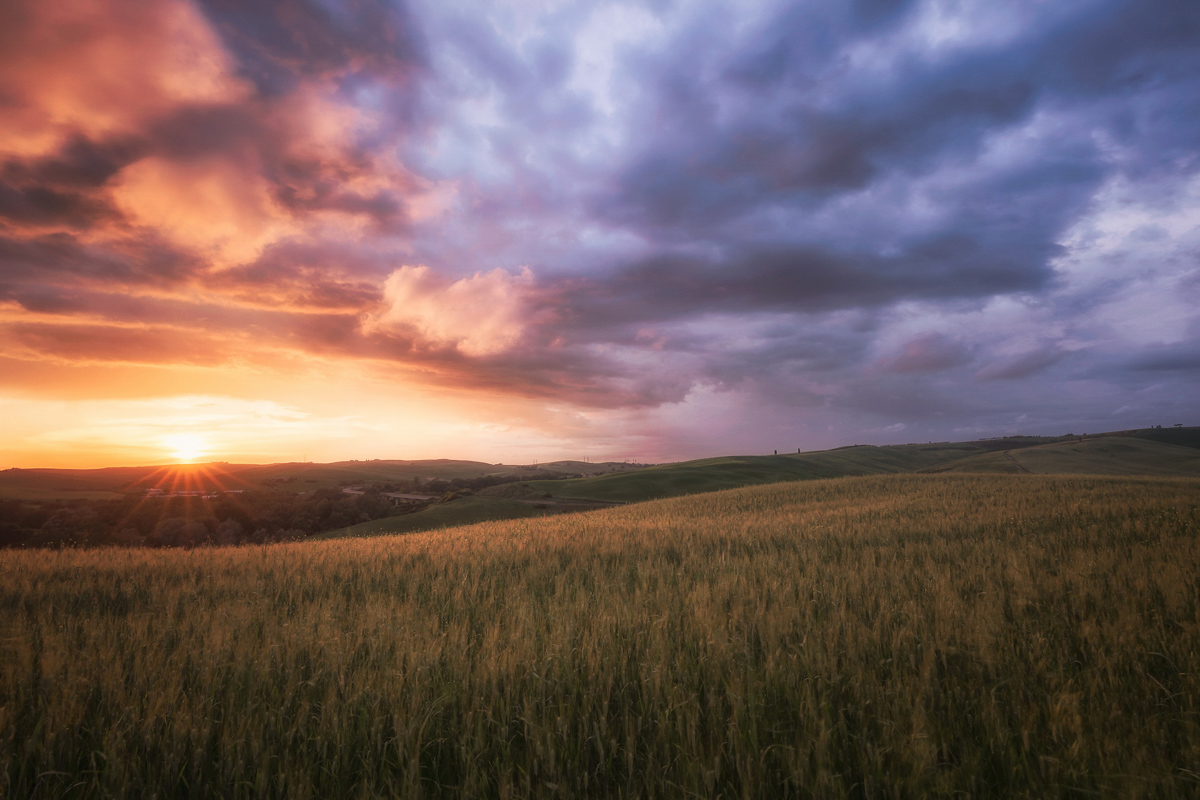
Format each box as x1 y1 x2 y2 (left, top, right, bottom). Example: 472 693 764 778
2 474 1199 798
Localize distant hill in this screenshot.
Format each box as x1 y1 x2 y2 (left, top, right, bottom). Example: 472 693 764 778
217 459 505 491
1101 425 1200 450
525 427 1200 503
925 436 1200 476
0 458 642 500
523 442 1004 503
2 425 1194 510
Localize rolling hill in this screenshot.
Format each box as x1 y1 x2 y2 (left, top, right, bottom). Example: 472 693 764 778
926 436 1200 476
524 427 1200 504
314 495 550 538
521 442 1017 503
3 426 1195 539
0 458 643 500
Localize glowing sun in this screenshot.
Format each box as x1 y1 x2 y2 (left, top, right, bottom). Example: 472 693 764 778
164 432 210 463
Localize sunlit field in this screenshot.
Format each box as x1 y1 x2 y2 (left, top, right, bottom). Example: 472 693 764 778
2 474 1199 798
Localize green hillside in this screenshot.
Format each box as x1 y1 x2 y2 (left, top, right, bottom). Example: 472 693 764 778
319 490 618 539
229 459 642 489
522 428 1199 504
224 459 506 490
1110 425 1200 450
929 436 1200 476
345 432 1200 536
317 495 549 538
475 481 553 500
525 443 986 503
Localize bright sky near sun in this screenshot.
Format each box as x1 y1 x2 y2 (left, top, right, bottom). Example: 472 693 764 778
163 432 209 463
1 0 1198 467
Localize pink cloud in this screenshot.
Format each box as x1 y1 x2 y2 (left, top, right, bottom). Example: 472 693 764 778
366 265 535 356
874 333 971 374
0 0 248 158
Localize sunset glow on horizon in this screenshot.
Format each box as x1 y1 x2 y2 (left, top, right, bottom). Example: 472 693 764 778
1 0 1197 469
164 432 210 463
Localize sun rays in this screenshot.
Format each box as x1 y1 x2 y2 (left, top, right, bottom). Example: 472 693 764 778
164 432 210 463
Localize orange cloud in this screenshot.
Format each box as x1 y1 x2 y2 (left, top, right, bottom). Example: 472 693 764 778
0 0 247 158
0 321 236 367
112 156 294 266
367 265 535 356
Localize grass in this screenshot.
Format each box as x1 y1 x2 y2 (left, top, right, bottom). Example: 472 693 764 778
527 443 995 503
929 437 1200 476
321 493 618 540
2 473 1199 798
1124 426 1200 450
229 459 511 490
530 433 1200 504
316 495 552 538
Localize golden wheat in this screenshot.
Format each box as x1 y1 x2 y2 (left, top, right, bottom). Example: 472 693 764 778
1 474 1198 798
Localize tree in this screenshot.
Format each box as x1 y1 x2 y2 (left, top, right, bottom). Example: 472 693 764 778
215 519 244 546
149 518 209 548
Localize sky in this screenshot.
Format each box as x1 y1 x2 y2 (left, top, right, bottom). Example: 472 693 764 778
1 0 1198 468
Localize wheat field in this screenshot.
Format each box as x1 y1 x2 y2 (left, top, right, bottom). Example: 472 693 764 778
2 474 1199 798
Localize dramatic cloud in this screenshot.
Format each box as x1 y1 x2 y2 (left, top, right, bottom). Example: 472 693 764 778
368 264 535 356
1 0 1198 465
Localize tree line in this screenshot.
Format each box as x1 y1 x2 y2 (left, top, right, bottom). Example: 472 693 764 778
0 470 602 548
0 486 413 548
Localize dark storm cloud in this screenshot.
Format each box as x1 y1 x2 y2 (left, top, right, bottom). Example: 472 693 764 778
447 0 1199 425
1126 344 1200 373
549 235 1059 332
875 334 971 375
975 348 1068 381
834 374 984 421
0 184 118 228
687 326 872 396
195 0 426 95
0 231 210 290
606 0 1200 227
0 135 146 229
557 0 1197 339
303 0 1200 413
2 135 147 189
145 104 263 161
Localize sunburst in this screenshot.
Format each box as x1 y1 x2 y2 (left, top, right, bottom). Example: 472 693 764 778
164 432 210 463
